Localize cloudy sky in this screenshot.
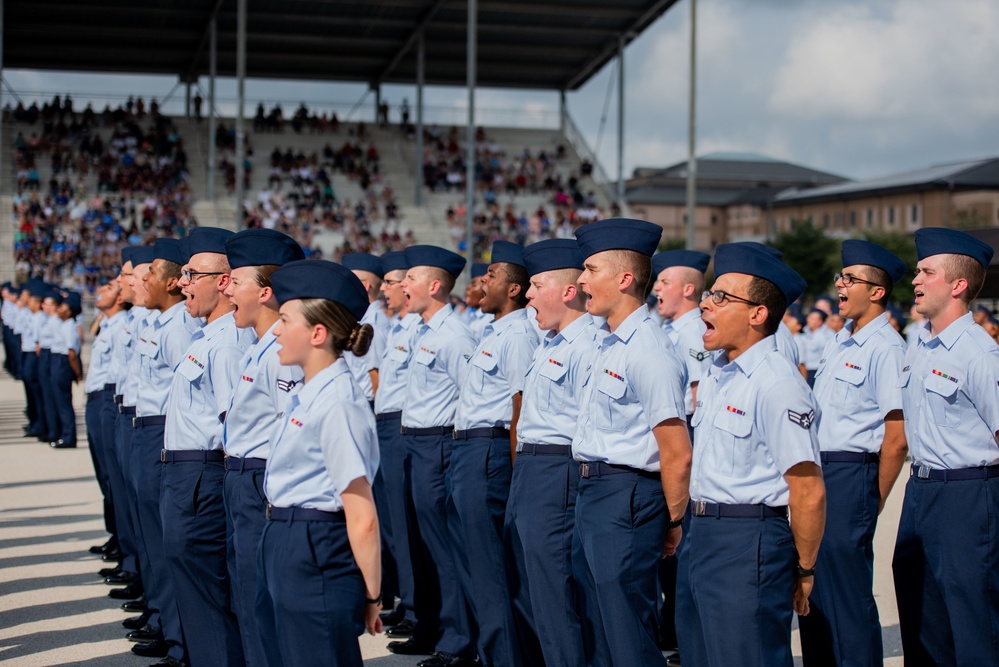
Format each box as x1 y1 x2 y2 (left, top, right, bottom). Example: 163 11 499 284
5 0 998 183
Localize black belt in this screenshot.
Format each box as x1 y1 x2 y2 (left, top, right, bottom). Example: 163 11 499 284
518 442 572 456
225 456 267 471
161 450 225 463
821 451 879 464
376 411 402 422
114 394 124 405
103 383 116 392
690 502 788 519
579 461 660 481
400 425 452 437
454 427 510 441
133 415 166 428
267 505 346 523
119 405 136 416
87 389 108 401
911 463 999 482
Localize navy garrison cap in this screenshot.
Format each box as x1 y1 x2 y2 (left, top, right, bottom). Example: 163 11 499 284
120 246 135 264
914 227 994 269
403 245 466 278
44 288 63 304
131 246 156 266
471 263 488 279
341 252 385 278
153 238 184 266
177 236 192 265
523 239 584 276
225 229 304 268
186 227 235 257
714 242 807 304
575 218 662 259
841 239 907 284
741 242 783 260
651 250 710 276
809 307 828 321
380 251 409 275
64 292 82 316
28 281 47 298
271 260 369 320
491 240 527 268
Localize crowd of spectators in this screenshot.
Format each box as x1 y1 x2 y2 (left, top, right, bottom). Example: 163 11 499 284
6 95 196 292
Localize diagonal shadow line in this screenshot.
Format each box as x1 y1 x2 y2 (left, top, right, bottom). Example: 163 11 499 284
0 613 135 662
0 476 98 490
0 503 92 514
0 593 129 637
0 514 103 528
0 528 109 551
0 549 110 571
0 571 112 596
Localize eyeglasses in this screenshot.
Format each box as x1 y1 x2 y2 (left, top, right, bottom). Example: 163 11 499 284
834 273 882 289
181 269 225 282
702 290 761 307
119 271 133 277
383 278 402 286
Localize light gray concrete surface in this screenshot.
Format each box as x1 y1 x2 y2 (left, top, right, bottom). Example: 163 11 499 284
0 359 905 666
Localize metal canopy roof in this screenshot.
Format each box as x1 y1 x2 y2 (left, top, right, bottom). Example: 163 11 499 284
2 0 679 91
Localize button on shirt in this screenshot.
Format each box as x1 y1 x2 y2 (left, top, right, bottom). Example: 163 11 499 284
455 308 540 430
264 358 379 512
902 313 999 470
813 312 905 453
518 313 598 447
663 307 710 416
345 301 390 402
573 306 687 472
121 308 157 406
165 312 255 451
374 312 421 415
690 336 821 506
87 310 126 393
402 304 477 428
223 320 305 459
136 301 203 417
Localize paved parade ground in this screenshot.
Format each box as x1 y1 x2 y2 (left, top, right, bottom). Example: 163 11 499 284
0 358 905 666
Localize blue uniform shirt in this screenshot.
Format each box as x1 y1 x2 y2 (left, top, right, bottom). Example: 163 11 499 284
136 301 203 417
121 308 157 406
345 301 390 402
466 308 494 341
51 317 80 355
223 320 305 459
87 310 126 393
800 325 833 371
813 312 905 453
402 304 477 428
20 311 43 351
690 336 821 506
573 306 688 472
517 313 598 447
264 358 379 512
455 308 540 430
902 313 999 470
164 312 255 451
38 313 59 350
373 312 421 415
663 307 710 416
776 321 800 368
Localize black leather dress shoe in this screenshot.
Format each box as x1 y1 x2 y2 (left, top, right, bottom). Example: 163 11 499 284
89 539 115 555
121 599 148 612
417 652 480 667
385 619 416 637
386 637 436 655
99 565 122 578
667 650 682 665
148 657 184 667
126 625 161 643
122 612 152 630
131 640 169 658
105 572 135 585
379 607 405 626
101 550 122 562
50 439 77 449
109 583 144 600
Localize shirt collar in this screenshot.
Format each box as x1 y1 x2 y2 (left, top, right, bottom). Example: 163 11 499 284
200 311 234 341
253 320 280 362
156 301 186 326
548 312 592 347
604 305 648 344
398 312 421 330
424 303 454 332
667 307 702 331
715 335 778 377
105 310 127 328
841 311 891 347
293 357 352 410
485 308 527 337
924 311 975 350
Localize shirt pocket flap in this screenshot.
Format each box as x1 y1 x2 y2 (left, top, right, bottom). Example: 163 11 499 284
93 337 111 354
473 351 499 372
177 358 205 383
715 410 753 437
596 370 627 400
538 358 569 382
138 339 160 360
414 348 436 367
925 371 959 398
388 346 409 362
833 364 866 386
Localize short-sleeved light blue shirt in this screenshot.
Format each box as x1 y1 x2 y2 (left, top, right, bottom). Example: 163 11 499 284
345 301 390 402
690 336 821 506
800 325 833 371
572 306 688 472
467 308 494 341
20 311 43 351
51 317 80 355
165 312 255 451
223 320 305 459
264 358 379 512
86 310 126 392
455 308 540 430
121 308 158 406
663 307 710 415
374 312 421 415
813 313 905 453
776 321 800 368
137 301 203 417
401 304 477 428
517 313 598 447
902 313 999 470
38 313 59 350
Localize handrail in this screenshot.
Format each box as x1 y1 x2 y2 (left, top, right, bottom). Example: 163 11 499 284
561 109 628 215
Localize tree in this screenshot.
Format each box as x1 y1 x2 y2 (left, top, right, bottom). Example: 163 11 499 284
861 230 917 306
769 219 839 303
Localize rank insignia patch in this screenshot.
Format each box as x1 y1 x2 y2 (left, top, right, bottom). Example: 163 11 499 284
689 349 710 361
788 409 815 429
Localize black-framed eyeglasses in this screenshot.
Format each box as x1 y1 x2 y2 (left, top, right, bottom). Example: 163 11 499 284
182 269 225 281
383 278 402 286
834 273 882 289
702 290 761 307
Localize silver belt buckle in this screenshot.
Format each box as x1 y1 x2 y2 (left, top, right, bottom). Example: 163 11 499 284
132 417 139 428
265 504 272 520
160 450 167 463
692 500 706 516
916 464 931 479
580 463 591 478
453 427 459 440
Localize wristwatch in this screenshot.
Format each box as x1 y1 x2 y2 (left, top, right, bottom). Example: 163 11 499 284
795 564 816 578
666 516 684 530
